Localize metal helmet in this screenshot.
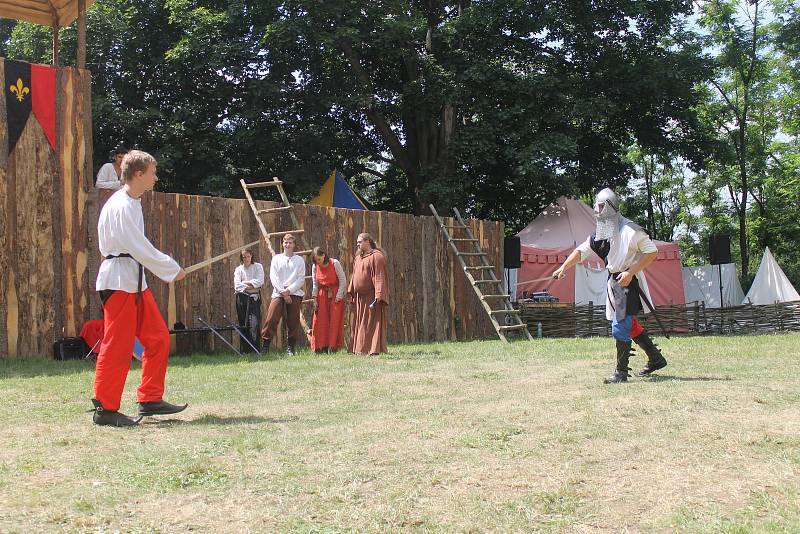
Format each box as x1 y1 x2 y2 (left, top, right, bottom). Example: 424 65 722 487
594 188 621 240
594 188 620 214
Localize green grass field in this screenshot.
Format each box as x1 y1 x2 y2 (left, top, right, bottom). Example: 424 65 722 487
1 334 799 533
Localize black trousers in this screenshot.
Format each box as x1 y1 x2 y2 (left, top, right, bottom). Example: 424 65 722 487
235 292 262 352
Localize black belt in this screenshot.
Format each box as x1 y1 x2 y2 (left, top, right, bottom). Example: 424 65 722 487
608 270 669 339
106 253 143 303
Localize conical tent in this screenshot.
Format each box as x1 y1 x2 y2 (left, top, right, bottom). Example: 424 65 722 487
682 263 745 308
310 170 368 210
743 247 800 305
514 197 686 306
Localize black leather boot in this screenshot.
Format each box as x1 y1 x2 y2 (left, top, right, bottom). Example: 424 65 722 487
90 399 142 427
633 331 667 376
138 400 188 416
604 340 631 384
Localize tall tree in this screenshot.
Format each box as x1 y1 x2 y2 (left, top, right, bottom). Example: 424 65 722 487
695 0 781 280
260 0 712 225
6 0 713 226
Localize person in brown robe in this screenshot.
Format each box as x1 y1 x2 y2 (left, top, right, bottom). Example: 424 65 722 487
348 232 389 354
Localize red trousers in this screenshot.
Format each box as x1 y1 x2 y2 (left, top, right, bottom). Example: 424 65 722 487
311 290 345 351
93 289 170 412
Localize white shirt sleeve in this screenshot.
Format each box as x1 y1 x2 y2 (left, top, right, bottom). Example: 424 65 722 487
270 258 283 291
636 232 658 254
286 256 307 294
250 263 265 288
96 163 121 190
576 236 592 262
311 263 318 299
234 265 247 293
119 203 181 282
334 259 347 300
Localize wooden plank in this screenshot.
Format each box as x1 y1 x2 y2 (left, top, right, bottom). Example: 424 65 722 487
0 60 8 357
13 118 56 356
58 67 93 339
77 0 86 69
0 5 53 26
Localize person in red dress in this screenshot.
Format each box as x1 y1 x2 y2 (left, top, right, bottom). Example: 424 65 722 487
310 246 347 353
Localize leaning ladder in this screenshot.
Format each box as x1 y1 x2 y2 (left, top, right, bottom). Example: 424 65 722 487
240 177 314 336
429 204 533 343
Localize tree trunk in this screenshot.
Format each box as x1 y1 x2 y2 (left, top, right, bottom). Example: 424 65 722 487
642 155 657 239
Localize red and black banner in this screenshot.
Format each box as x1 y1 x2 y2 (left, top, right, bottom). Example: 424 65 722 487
5 59 56 152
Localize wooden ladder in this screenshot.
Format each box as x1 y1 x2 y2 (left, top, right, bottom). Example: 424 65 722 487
429 204 533 343
240 178 315 337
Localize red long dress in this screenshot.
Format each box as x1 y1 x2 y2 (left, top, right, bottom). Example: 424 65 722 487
310 260 346 351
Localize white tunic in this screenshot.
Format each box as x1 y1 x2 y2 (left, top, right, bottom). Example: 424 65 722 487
96 189 181 292
95 163 122 190
576 217 658 320
269 254 306 298
234 262 265 294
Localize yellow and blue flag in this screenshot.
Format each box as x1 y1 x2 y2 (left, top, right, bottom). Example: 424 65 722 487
310 170 368 210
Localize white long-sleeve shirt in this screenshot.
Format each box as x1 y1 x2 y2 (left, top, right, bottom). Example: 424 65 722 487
269 254 306 298
311 259 347 300
576 217 658 273
95 163 122 190
576 217 658 320
234 262 265 294
96 189 181 292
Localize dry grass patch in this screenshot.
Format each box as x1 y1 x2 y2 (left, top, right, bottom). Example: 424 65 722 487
1 334 799 532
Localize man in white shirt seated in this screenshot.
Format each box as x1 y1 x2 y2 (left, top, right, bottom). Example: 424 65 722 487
234 248 265 353
95 146 128 190
261 233 306 355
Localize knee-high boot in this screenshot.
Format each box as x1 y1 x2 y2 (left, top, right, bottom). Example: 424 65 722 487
605 340 631 384
633 331 667 376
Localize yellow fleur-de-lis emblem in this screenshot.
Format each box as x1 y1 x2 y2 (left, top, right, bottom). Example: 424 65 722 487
9 78 29 102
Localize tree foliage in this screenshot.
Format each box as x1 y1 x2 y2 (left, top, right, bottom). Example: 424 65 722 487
3 0 713 228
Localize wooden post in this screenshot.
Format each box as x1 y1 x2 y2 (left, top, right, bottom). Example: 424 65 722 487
77 0 86 69
52 24 59 66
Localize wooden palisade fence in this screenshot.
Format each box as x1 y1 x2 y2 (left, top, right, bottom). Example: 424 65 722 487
135 191 504 352
0 58 93 359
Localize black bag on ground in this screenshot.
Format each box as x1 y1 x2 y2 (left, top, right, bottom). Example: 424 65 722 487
53 337 90 360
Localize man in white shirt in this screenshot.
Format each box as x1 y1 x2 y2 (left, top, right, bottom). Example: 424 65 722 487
553 188 667 384
261 233 306 355
234 249 265 352
92 150 188 426
95 146 128 190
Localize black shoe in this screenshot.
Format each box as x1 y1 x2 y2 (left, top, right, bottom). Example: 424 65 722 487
138 400 188 416
261 338 271 354
604 369 629 384
637 355 668 376
286 344 295 356
90 399 142 427
632 331 668 376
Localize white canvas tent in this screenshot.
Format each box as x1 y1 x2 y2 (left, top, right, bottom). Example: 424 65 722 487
743 247 800 305
682 263 745 308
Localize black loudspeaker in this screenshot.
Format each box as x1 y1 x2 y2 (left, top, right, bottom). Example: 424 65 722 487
53 337 90 360
709 234 731 265
504 235 521 269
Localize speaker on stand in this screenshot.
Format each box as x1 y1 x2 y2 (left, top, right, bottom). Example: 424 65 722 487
503 236 521 308
504 236 521 269
709 234 731 309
